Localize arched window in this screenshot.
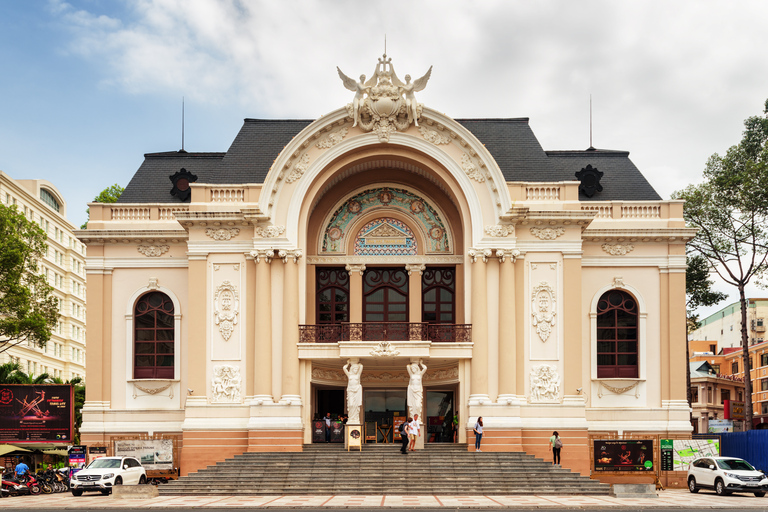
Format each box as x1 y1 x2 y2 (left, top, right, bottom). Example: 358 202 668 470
134 292 175 379
596 289 638 378
40 188 60 212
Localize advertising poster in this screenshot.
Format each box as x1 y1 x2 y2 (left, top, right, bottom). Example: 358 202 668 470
594 440 654 471
347 425 362 451
69 445 86 467
0 385 73 443
113 439 174 470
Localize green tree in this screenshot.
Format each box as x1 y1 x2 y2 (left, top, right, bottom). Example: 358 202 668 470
0 204 60 355
81 183 124 229
673 99 768 430
685 254 727 424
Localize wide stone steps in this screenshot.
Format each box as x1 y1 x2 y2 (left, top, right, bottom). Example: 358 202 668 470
160 444 609 495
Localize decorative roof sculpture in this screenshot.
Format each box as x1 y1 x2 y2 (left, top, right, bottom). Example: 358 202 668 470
338 54 432 142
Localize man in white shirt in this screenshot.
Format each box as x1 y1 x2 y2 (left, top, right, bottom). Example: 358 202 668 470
324 413 332 442
408 413 421 451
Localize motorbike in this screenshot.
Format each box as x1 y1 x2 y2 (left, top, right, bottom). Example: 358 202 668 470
19 473 42 495
37 471 57 494
1 472 31 496
56 467 71 491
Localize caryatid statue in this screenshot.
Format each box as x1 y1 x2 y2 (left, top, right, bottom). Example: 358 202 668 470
407 360 427 419
343 359 363 424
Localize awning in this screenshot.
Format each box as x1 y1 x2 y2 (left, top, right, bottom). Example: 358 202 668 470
42 449 69 456
0 444 33 456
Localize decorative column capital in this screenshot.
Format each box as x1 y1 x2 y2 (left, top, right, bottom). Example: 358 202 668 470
405 263 426 276
278 249 302 264
250 249 274 263
496 248 521 263
345 263 366 275
468 248 493 263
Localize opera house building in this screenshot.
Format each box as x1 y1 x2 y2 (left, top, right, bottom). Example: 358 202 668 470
78 56 695 477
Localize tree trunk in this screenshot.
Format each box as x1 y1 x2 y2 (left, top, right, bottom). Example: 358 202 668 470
686 328 694 429
739 285 753 430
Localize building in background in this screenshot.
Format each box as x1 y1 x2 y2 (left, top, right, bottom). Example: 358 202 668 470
0 171 87 382
690 299 768 349
689 360 745 433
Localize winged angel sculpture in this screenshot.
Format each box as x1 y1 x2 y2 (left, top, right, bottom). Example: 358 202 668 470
338 54 432 142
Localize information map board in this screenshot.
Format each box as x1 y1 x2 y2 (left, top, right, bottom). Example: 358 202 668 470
0 385 73 443
660 438 720 471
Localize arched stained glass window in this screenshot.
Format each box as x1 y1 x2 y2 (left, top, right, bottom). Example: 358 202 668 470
596 289 638 378
134 292 175 379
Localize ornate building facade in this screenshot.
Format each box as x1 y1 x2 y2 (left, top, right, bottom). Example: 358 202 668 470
79 56 694 477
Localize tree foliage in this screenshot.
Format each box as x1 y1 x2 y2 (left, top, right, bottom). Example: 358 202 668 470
81 183 124 229
684 255 727 419
0 204 59 354
673 99 768 430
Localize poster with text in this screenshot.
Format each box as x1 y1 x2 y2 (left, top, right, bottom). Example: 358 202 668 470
113 439 174 470
0 385 73 443
594 440 654 471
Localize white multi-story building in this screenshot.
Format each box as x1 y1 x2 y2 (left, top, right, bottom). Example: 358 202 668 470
0 170 86 382
690 299 768 351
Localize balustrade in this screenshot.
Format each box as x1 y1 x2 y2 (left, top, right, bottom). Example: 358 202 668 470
298 323 471 343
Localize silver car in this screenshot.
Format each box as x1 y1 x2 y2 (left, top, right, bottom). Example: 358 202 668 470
70 456 147 496
687 456 768 497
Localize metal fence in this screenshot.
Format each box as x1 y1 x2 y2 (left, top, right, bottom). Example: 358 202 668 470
720 431 768 472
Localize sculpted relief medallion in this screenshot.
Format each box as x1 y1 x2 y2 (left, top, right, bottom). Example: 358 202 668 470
214 281 239 341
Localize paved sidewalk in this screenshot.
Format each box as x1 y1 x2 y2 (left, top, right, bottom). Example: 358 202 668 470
3 489 768 508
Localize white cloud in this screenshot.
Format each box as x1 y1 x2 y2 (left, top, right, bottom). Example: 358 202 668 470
48 0 768 194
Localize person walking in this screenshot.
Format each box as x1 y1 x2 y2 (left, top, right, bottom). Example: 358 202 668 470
408 414 421 451
473 417 483 452
324 412 332 442
400 418 411 454
549 431 562 465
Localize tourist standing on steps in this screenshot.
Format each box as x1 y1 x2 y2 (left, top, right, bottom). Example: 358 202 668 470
324 412 332 442
408 413 421 451
473 417 483 452
549 431 562 465
400 417 411 454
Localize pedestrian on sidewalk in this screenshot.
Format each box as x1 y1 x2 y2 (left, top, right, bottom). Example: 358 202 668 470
400 417 411 454
473 417 483 451
549 431 562 465
408 414 421 451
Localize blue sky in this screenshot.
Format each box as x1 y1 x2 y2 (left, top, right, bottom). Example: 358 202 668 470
2 0 768 314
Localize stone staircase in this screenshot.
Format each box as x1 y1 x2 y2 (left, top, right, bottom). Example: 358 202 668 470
159 443 610 495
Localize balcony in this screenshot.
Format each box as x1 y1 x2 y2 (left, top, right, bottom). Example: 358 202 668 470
299 323 472 344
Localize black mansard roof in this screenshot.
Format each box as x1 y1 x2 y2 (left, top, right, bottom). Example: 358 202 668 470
118 118 661 204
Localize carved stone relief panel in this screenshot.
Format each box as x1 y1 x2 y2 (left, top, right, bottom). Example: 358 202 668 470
211 364 242 403
529 364 561 403
210 262 243 361
528 260 560 361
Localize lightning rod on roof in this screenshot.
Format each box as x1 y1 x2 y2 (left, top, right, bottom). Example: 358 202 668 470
181 97 185 152
588 94 595 151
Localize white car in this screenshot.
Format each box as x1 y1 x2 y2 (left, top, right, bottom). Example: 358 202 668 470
687 456 768 497
70 456 147 496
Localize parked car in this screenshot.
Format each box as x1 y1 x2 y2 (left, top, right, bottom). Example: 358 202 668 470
70 456 146 496
687 456 768 496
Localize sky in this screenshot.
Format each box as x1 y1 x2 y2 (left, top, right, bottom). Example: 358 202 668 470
1 0 767 317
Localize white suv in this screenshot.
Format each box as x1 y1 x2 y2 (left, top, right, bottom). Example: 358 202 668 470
71 456 147 496
687 456 768 497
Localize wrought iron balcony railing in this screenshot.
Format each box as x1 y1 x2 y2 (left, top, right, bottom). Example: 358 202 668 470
299 323 471 344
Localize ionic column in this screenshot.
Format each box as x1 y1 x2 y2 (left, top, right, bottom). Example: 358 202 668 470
250 250 273 402
405 264 426 327
280 249 302 402
346 264 366 324
497 249 519 401
469 248 492 403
